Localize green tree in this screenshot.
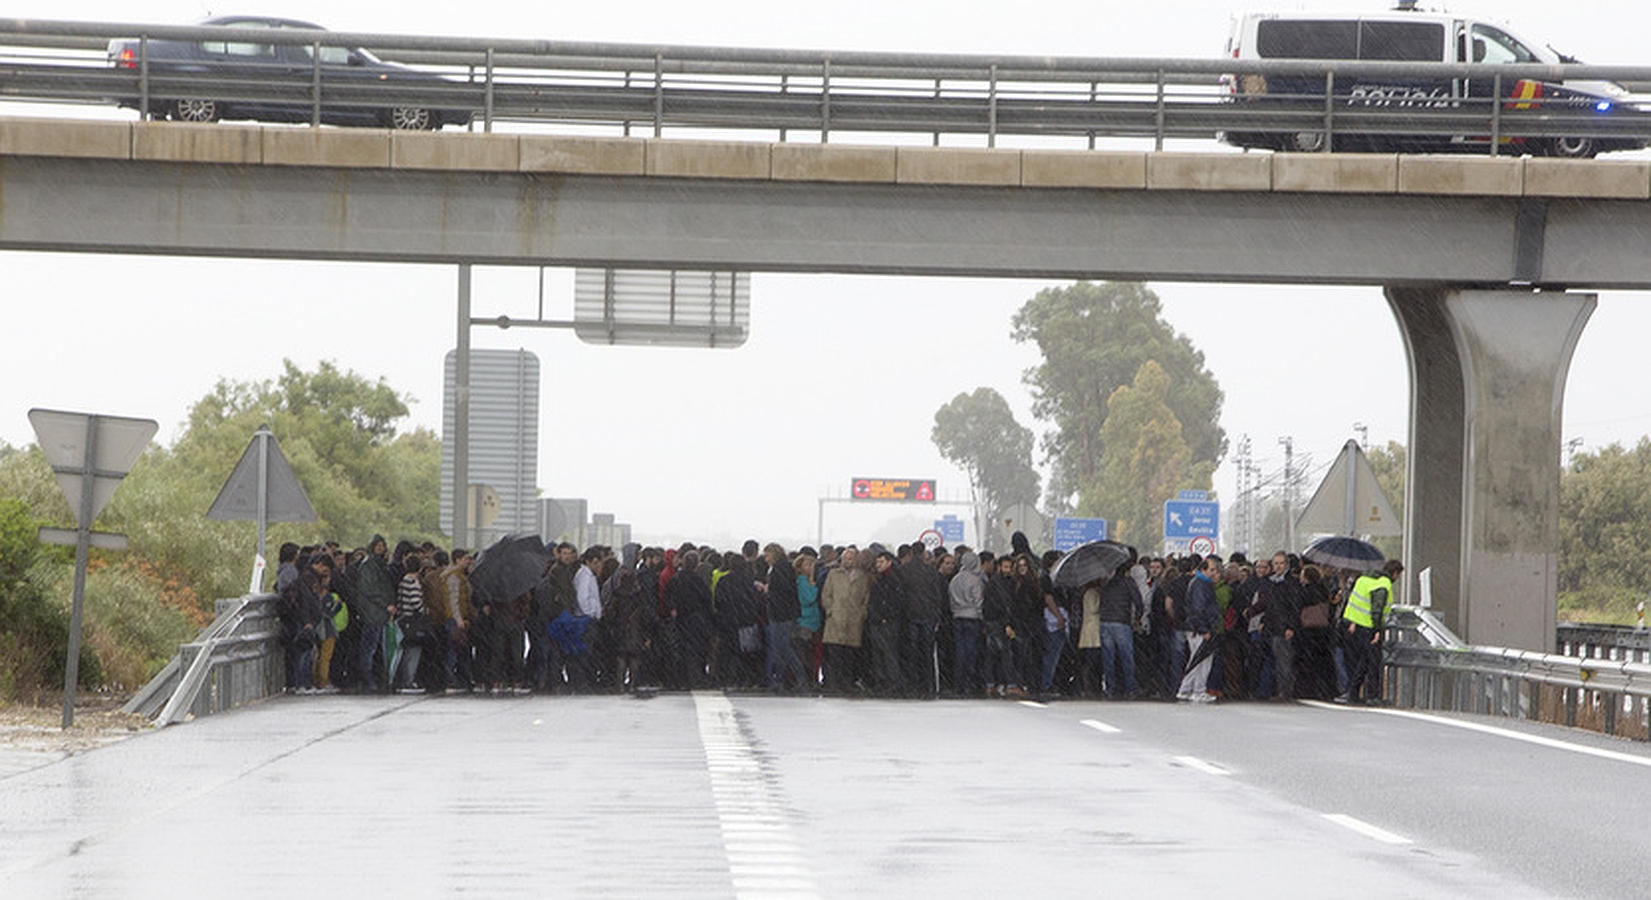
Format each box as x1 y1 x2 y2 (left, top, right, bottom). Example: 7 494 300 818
1011 281 1225 507
1084 361 1213 547
931 388 1042 528
1364 440 1407 560
1557 440 1651 621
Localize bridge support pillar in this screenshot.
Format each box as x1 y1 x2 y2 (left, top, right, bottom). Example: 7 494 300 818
1386 287 1593 651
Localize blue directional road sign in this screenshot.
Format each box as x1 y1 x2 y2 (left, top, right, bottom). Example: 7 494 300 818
1163 499 1220 540
1053 517 1108 551
934 515 965 543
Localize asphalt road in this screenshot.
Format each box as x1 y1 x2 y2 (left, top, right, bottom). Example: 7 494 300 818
1 693 1647 898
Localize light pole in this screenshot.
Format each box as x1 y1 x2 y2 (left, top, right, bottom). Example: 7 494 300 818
1279 436 1295 551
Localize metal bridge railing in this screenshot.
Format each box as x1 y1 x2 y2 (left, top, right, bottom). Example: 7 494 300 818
3 18 1651 152
122 593 284 726
1386 607 1651 741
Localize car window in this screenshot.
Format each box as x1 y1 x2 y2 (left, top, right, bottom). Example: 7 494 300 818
201 20 275 58
1256 20 1358 59
292 44 354 65
1358 21 1444 61
1471 24 1539 64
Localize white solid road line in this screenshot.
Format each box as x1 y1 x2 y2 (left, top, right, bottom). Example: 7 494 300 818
1300 699 1651 769
1172 755 1231 776
1080 718 1121 734
1322 813 1414 845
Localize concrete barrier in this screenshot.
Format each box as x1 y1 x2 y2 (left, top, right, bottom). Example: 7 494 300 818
133 121 262 164
772 143 898 183
262 127 392 167
1272 153 1398 193
646 139 771 179
1020 150 1147 189
0 117 129 159
895 147 1021 186
520 135 646 175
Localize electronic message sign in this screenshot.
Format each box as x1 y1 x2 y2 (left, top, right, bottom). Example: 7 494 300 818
850 477 937 502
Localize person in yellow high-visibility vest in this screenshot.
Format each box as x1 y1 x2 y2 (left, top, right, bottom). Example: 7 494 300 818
1338 559 1404 705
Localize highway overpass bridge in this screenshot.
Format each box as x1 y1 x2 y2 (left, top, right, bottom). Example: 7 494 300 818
6 117 1651 649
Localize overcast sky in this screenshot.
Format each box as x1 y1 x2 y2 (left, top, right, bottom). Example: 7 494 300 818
4 0 1650 552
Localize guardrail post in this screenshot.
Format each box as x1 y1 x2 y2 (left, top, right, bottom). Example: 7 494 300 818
778 74 788 142
622 70 632 137
1087 80 1098 150
933 78 943 147
1321 69 1335 153
1153 68 1166 151
1490 73 1503 157
483 47 495 134
652 52 664 138
310 41 322 128
987 63 999 148
138 35 150 121
820 58 832 143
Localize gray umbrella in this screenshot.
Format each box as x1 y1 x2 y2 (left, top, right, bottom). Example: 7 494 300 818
1049 540 1136 590
1302 535 1385 572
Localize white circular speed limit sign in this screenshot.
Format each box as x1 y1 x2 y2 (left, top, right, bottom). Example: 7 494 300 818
1189 535 1216 556
918 529 944 551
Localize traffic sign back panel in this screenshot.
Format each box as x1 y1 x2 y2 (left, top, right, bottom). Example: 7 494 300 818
1163 500 1220 539
1053 517 1108 551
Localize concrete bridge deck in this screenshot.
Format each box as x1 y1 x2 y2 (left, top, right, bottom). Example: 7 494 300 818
4 116 1649 199
3 693 1648 898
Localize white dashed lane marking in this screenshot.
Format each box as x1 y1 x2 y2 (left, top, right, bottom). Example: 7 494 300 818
1080 718 1121 734
1172 755 1231 776
1323 813 1414 845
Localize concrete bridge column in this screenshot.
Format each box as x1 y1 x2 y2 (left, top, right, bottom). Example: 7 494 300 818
1385 287 1594 651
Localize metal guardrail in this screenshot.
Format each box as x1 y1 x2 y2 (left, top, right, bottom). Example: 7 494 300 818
1386 606 1651 741
122 593 284 726
1557 622 1651 664
2 18 1651 152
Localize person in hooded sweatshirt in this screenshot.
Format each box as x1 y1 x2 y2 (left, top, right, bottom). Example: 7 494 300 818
948 548 986 698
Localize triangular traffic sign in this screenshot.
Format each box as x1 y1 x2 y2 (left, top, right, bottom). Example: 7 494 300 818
207 427 318 523
28 408 157 527
1295 440 1401 537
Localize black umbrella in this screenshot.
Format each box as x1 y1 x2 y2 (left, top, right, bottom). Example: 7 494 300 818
1302 535 1385 572
1049 540 1136 590
469 533 553 605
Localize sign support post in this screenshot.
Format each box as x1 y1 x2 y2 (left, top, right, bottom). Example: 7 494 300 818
29 408 156 729
61 416 98 731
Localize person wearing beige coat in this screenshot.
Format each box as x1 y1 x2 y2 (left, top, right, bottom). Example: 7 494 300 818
820 547 870 693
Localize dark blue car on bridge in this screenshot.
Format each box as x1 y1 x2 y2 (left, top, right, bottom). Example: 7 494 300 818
107 16 473 130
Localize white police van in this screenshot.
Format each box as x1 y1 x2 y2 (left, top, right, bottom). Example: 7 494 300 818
1222 5 1640 157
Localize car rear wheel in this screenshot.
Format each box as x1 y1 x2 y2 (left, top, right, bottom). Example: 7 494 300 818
386 106 436 130
170 98 220 123
1547 136 1597 159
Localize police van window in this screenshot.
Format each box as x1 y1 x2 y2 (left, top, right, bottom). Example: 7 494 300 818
1470 24 1538 64
1358 21 1445 61
1256 20 1357 59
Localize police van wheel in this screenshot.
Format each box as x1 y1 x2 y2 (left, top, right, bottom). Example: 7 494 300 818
1547 136 1596 159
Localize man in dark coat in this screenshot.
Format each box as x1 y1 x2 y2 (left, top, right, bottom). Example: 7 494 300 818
349 534 396 692
762 544 807 692
898 546 947 698
666 551 714 688
865 550 905 697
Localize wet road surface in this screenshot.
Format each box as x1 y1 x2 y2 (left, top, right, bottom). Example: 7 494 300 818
3 692 1648 898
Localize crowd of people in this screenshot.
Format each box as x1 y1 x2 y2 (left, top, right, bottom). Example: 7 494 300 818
272 531 1402 706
